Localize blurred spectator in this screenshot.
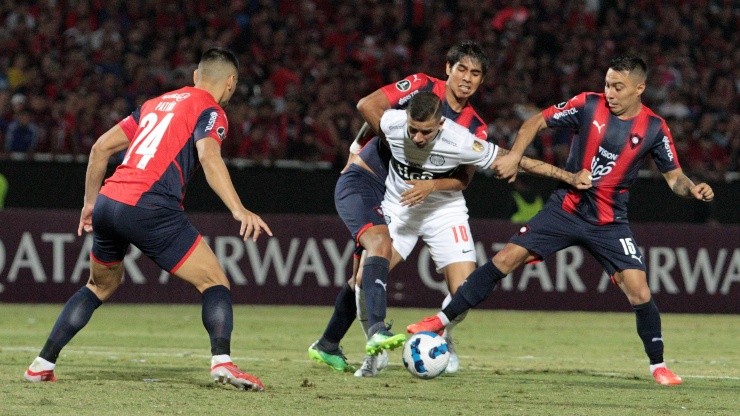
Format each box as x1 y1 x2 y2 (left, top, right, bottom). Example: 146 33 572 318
5 110 41 154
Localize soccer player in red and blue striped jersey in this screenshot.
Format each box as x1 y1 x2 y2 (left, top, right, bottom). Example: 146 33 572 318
408 55 714 386
25 48 271 391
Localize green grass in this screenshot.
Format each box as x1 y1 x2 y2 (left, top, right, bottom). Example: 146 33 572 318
1 305 737 416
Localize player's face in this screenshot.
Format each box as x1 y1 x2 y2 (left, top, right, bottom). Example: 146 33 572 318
446 57 484 101
604 68 645 119
407 117 442 148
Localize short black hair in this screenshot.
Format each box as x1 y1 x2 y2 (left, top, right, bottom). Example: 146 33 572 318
609 55 647 79
200 47 239 72
446 40 490 76
407 91 442 122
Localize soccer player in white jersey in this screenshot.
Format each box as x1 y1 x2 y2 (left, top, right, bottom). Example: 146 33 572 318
373 91 592 368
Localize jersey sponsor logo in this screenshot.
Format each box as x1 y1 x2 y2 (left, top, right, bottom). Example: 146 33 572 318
592 120 606 134
429 154 445 166
217 126 226 141
397 90 419 106
205 111 218 132
629 134 643 149
662 136 674 161
552 107 578 120
555 101 568 109
391 159 449 180
440 137 458 147
395 80 411 91
472 140 485 152
597 146 618 161
161 93 191 101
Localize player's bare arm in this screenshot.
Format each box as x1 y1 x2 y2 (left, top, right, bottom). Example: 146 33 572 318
401 165 475 207
78 124 131 236
662 168 714 201
492 112 548 183
196 137 273 241
494 147 591 190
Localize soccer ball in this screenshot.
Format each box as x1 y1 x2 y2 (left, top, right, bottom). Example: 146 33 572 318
402 331 450 379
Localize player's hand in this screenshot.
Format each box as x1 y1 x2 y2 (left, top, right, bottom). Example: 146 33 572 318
691 182 714 202
401 180 436 206
571 169 593 190
78 204 94 236
234 209 273 241
492 153 522 183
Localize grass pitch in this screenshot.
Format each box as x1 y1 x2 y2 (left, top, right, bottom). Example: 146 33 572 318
1 304 737 415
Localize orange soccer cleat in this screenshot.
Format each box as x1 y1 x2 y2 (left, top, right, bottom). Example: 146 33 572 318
406 315 445 335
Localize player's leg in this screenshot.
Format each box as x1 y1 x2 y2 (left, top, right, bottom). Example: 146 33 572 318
25 195 126 383
587 222 681 385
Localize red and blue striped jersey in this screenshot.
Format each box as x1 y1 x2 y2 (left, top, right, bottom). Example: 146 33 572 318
100 86 228 210
542 92 680 224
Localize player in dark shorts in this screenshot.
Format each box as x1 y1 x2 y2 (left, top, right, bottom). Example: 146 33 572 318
24 48 272 391
407 55 714 386
309 41 491 376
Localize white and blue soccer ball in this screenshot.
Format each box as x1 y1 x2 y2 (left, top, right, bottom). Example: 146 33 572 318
402 331 450 379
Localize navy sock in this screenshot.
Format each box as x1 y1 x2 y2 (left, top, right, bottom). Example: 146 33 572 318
442 261 506 321
362 256 390 331
634 298 664 365
320 283 357 349
40 286 102 363
202 285 233 356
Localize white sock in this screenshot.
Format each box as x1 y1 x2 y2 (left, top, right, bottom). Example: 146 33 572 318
211 354 232 366
436 311 450 326
649 362 666 373
30 356 55 371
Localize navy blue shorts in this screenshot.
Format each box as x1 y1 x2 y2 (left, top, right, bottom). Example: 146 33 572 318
509 201 646 275
91 194 200 273
334 165 386 248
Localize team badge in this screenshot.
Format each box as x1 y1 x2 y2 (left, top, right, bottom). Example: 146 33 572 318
517 225 529 236
629 133 643 149
429 154 445 166
374 205 384 217
217 127 226 141
555 101 568 109
472 140 485 152
395 80 411 91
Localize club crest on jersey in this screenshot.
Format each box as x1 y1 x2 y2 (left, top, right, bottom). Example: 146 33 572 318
374 205 384 217
555 101 568 109
217 126 226 141
429 154 445 166
629 133 643 149
395 80 411 91
517 225 530 236
472 140 485 152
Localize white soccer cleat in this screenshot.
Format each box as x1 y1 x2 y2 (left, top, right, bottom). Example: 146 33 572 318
354 350 388 377
24 357 57 382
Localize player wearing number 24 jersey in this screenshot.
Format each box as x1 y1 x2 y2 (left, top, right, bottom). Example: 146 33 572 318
101 86 228 210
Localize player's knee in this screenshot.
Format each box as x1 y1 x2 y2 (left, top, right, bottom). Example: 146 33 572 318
362 232 392 258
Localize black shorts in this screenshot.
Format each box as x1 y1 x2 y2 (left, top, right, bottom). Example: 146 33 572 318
91 194 200 273
509 201 646 275
334 165 386 248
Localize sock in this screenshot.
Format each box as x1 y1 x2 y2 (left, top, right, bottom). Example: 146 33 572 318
202 285 233 356
40 286 102 363
362 256 390 332
320 283 357 348
355 284 370 339
441 261 505 322
634 298 664 365
211 354 232 366
441 294 467 339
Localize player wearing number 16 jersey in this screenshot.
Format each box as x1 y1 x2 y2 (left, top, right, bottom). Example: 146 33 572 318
24 48 272 391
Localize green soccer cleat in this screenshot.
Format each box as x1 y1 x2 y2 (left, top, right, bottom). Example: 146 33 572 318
365 330 406 356
308 341 355 372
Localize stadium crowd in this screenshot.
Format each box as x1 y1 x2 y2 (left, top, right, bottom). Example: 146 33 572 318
0 0 737 182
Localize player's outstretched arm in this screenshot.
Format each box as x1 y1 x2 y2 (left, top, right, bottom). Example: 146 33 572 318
78 124 131 236
491 112 548 183
500 147 591 190
196 137 273 241
662 168 714 202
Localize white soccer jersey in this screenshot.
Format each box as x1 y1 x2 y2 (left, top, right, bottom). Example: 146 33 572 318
380 109 498 220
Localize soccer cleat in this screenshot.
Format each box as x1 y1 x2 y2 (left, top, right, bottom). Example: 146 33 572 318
406 316 445 335
211 362 265 391
354 350 389 377
308 341 355 372
652 367 683 386
365 329 406 356
444 334 459 374
24 357 57 382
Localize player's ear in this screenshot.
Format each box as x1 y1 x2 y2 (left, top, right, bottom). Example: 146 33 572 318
445 62 452 76
192 69 199 85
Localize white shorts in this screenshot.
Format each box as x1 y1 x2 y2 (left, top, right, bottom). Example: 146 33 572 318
382 200 476 272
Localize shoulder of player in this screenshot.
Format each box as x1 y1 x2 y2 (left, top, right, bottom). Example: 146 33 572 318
380 109 406 133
